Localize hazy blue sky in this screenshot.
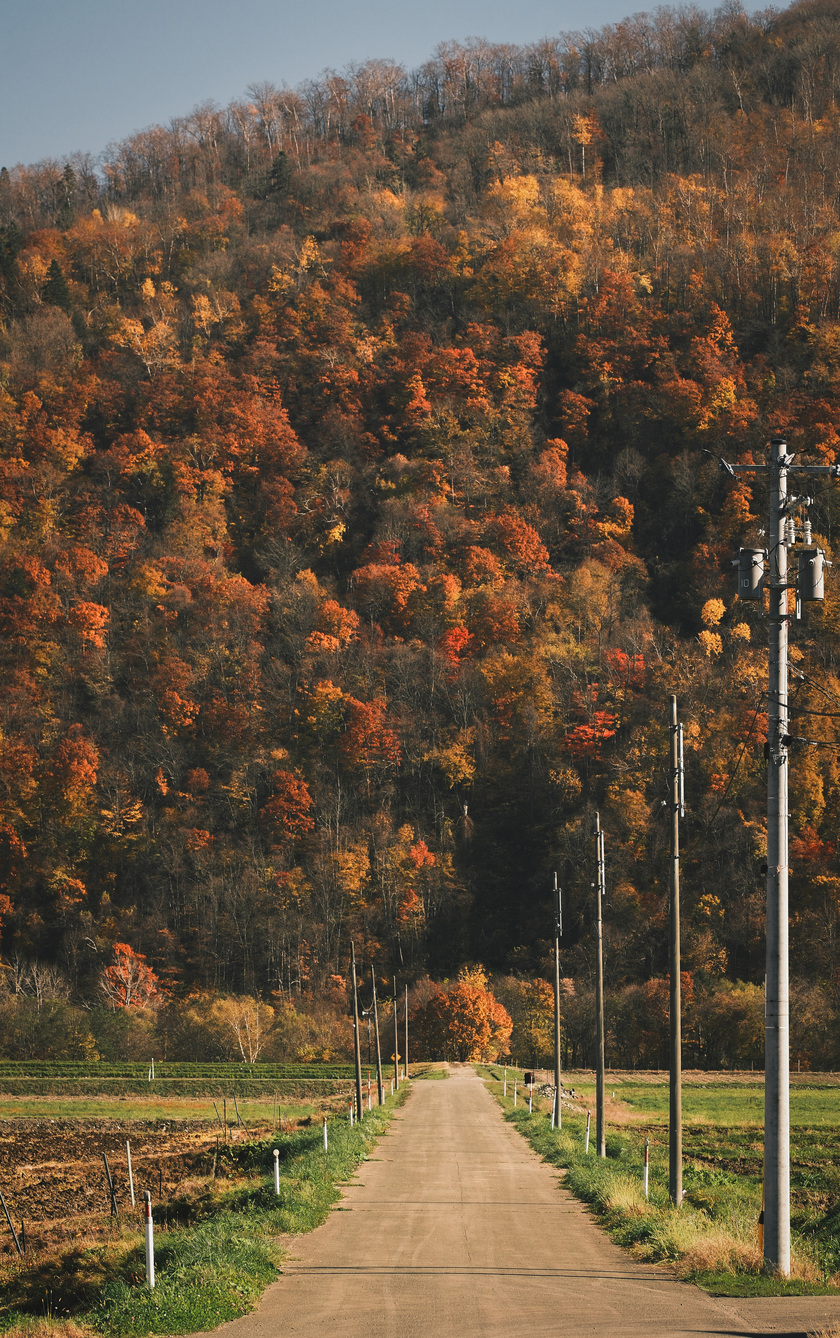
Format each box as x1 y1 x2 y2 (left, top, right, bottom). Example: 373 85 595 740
3 0 714 170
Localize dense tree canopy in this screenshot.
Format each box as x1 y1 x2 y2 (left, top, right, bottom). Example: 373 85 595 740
3 0 840 1064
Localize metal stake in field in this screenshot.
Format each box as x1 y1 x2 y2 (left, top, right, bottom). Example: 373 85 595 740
371 968 385 1105
669 695 684 1208
0 1187 22 1257
102 1153 119 1221
553 871 563 1131
350 941 364 1121
144 1191 155 1289
724 437 838 1275
273 1148 280 1195
594 812 607 1158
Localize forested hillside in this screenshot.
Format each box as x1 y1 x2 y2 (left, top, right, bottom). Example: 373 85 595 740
2 0 840 1064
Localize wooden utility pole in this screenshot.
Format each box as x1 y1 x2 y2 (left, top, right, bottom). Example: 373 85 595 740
393 979 400 1090
350 942 364 1120
553 872 562 1129
371 968 385 1104
404 983 409 1078
669 695 683 1207
594 812 606 1158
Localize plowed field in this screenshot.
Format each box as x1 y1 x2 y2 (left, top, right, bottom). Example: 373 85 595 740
0 1117 258 1255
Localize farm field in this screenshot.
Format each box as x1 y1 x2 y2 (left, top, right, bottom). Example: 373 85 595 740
488 1068 840 1291
0 1063 369 1265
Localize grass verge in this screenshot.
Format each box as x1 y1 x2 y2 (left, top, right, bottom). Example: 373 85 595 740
478 1068 840 1298
0 1087 408 1338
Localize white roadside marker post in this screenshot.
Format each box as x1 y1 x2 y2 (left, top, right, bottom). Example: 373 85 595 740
273 1148 280 1196
513 1079 517 1107
144 1191 155 1289
504 1066 507 1098
323 1116 328 1151
644 1139 650 1201
585 1110 591 1154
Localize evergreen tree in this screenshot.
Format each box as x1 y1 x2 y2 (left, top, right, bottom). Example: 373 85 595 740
42 258 72 310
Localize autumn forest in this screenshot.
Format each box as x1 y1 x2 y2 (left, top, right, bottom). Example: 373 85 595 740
2 0 840 1066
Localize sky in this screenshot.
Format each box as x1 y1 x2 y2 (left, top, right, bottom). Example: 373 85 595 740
3 0 715 171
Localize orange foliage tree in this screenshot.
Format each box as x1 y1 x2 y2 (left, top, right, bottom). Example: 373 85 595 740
410 967 512 1061
99 944 162 1010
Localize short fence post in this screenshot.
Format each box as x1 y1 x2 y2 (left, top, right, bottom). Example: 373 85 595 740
514 1079 517 1107
273 1148 280 1196
585 1110 592 1153
126 1140 135 1208
323 1116 328 1151
144 1191 155 1289
349 1103 354 1126
644 1139 650 1201
503 1065 507 1098
551 1088 557 1130
529 1084 533 1114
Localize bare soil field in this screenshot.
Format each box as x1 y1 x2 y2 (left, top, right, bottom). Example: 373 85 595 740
0 1114 294 1261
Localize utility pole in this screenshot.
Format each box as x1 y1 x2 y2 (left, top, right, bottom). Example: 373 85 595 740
404 984 409 1078
669 695 683 1207
371 968 384 1105
726 436 835 1276
553 872 563 1129
393 979 400 1090
350 942 364 1122
594 812 606 1158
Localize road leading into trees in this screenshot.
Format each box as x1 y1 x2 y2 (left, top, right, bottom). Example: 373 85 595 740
192 1067 840 1338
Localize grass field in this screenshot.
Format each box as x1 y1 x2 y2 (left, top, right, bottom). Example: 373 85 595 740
482 1067 840 1296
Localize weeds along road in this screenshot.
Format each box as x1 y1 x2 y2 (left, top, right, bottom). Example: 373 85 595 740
190 1066 840 1338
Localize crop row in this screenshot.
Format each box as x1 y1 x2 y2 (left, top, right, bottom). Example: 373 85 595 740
0 1062 356 1078
0 1078 357 1097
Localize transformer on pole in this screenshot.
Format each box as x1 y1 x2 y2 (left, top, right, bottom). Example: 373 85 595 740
725 438 835 1275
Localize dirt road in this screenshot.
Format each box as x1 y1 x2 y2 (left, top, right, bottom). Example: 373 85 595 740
191 1065 840 1337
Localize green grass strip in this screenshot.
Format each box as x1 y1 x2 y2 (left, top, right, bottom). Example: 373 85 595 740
478 1068 840 1297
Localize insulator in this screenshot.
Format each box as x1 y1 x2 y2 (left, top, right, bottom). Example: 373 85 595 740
737 548 764 600
784 516 796 545
798 548 825 601
803 519 812 544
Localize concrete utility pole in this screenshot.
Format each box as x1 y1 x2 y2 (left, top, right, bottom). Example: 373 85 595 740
371 968 385 1105
393 979 400 1090
553 872 563 1129
727 437 835 1276
350 942 364 1122
669 695 683 1207
594 813 606 1158
405 984 409 1078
